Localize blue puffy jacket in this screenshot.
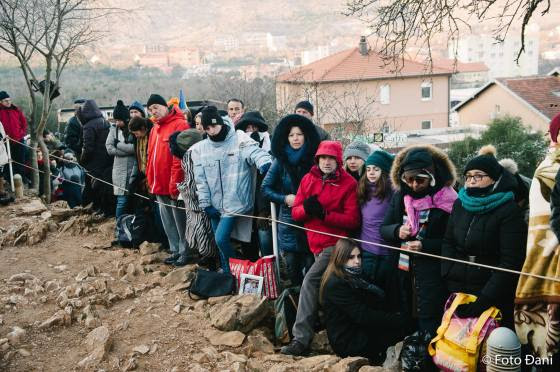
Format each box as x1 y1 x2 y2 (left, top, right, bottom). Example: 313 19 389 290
191 118 271 215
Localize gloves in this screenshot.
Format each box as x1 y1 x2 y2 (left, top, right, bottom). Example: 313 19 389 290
204 206 221 219
259 162 271 175
250 131 261 143
455 295 492 318
303 195 325 219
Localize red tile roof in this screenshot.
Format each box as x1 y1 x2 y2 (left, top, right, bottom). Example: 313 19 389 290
278 48 452 83
497 76 560 120
433 58 489 73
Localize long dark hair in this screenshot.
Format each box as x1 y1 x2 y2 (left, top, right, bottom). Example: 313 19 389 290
357 170 390 205
319 238 361 304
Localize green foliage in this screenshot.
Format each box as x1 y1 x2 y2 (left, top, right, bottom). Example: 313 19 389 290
448 116 548 180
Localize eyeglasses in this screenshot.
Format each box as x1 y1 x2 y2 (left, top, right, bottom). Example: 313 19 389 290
401 175 429 184
464 174 489 182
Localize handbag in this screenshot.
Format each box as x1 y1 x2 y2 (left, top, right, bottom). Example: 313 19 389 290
229 255 279 299
187 268 236 299
428 292 501 372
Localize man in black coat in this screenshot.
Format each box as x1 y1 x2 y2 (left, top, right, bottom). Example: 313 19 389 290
64 99 85 158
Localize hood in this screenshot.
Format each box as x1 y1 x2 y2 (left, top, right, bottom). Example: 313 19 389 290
314 140 343 167
158 105 186 126
129 100 146 118
391 144 456 191
78 100 103 123
271 114 320 161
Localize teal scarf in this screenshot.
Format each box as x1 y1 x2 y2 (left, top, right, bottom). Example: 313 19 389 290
458 188 514 214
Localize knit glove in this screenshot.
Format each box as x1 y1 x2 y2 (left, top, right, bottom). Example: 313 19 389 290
303 195 325 219
204 206 221 219
259 162 271 175
455 295 492 318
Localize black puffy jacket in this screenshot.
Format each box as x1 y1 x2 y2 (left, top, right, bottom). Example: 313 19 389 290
78 100 112 175
441 170 527 327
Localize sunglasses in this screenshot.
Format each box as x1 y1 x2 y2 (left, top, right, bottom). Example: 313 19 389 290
401 174 430 184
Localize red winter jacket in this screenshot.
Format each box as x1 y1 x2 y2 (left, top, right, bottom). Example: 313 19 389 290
146 106 188 197
0 104 28 140
292 141 360 254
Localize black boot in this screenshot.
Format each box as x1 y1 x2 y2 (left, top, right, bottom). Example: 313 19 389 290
164 253 180 265
173 253 198 267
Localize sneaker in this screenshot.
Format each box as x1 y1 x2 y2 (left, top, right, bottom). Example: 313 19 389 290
280 340 308 356
164 253 180 265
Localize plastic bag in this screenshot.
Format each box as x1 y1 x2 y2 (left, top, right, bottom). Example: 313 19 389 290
400 330 433 371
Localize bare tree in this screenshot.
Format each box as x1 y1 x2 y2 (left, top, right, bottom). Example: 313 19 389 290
344 0 551 67
0 0 109 201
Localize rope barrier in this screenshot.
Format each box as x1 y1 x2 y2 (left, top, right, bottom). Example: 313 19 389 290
6 137 560 284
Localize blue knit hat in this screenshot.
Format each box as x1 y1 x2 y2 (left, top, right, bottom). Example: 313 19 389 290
366 150 395 174
129 100 146 117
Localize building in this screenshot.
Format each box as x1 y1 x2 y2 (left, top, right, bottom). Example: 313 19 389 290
449 32 539 78
434 58 490 89
454 74 560 132
301 46 331 65
276 37 453 134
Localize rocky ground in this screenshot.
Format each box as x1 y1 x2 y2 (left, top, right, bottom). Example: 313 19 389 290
0 197 398 371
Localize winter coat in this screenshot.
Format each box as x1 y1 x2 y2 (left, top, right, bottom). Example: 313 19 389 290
442 170 527 326
261 114 321 252
191 118 272 214
292 141 360 255
322 274 405 360
105 125 137 195
64 116 83 157
0 121 9 167
146 106 188 197
360 184 393 255
380 144 457 321
59 162 85 189
0 104 27 140
78 100 112 176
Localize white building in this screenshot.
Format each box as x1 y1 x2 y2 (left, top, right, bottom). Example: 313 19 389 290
301 46 330 66
449 31 540 78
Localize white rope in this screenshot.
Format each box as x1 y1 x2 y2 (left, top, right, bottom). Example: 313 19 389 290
7 137 560 284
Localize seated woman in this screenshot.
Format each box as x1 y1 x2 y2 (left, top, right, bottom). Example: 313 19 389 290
441 145 527 329
320 238 406 364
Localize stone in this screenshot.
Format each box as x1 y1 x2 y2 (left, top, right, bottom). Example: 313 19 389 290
210 295 270 333
162 265 196 287
126 263 137 276
204 329 246 347
6 326 26 345
8 273 37 283
310 330 333 354
16 198 47 216
122 356 137 371
192 352 209 363
230 362 246 372
38 309 71 329
358 367 387 372
149 343 158 354
382 341 403 371
201 346 219 360
139 252 168 265
297 355 340 371
246 334 274 355
329 357 370 372
207 295 232 305
133 344 150 355
17 348 31 357
139 242 160 256
27 221 48 245
85 326 112 354
194 300 207 311
54 265 68 272
170 282 190 292
173 304 183 314
76 265 97 281
221 351 248 363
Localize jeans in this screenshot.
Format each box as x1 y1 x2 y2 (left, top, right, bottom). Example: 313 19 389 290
292 246 334 346
210 216 237 272
258 227 273 257
115 195 128 219
361 251 392 288
156 195 187 255
282 250 315 286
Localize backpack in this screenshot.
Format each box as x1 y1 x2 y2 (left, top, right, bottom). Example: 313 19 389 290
116 214 135 248
274 286 300 344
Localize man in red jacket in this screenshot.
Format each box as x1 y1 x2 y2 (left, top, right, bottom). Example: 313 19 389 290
282 140 360 356
146 94 189 265
0 91 28 187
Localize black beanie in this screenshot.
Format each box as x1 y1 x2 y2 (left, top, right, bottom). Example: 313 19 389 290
113 100 130 122
464 155 503 181
295 100 314 116
147 94 167 108
401 148 434 172
0 91 10 100
201 106 224 129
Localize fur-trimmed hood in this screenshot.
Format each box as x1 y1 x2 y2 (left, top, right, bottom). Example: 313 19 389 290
390 144 456 191
271 114 320 162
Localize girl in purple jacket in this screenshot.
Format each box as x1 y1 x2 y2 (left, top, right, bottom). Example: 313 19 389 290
357 150 395 287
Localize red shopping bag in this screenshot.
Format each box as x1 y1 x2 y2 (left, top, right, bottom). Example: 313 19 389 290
229 255 278 299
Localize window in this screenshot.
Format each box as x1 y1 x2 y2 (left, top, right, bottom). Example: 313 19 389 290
421 120 432 129
379 84 390 104
421 81 432 100
495 104 501 115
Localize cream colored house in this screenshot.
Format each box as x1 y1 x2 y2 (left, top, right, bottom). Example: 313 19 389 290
454 75 560 132
276 39 453 136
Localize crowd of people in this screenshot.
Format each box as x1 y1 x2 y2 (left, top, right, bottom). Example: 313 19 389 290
1 87 560 368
